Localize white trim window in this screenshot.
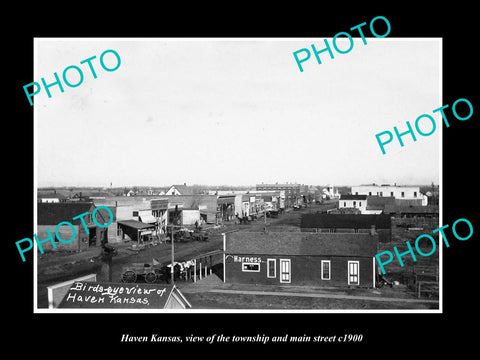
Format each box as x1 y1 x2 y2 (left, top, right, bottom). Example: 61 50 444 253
242 262 260 272
280 259 291 283
348 261 360 285
267 258 276 278
321 260 331 280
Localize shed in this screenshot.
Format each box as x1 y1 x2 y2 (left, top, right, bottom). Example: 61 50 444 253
223 231 378 288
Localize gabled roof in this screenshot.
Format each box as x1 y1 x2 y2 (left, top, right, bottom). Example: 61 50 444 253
300 214 391 229
168 185 194 195
37 202 94 225
225 232 378 257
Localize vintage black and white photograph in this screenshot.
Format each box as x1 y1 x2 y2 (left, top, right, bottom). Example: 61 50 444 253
33 38 442 312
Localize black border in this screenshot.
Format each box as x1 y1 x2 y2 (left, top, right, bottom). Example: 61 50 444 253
6 4 478 353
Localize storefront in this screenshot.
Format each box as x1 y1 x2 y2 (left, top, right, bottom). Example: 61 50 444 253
223 231 378 287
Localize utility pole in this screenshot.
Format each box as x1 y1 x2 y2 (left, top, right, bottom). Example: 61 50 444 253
171 225 175 284
264 204 268 233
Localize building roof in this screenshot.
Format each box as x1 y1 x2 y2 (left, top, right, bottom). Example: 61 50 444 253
384 205 439 214
300 213 391 229
366 196 396 210
225 232 378 257
168 185 195 195
37 202 94 225
340 194 368 200
117 219 155 230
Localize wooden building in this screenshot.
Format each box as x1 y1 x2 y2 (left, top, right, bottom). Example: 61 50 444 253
37 202 113 252
223 231 378 288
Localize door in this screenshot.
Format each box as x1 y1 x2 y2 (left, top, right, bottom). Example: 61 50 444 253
348 261 359 285
280 259 291 283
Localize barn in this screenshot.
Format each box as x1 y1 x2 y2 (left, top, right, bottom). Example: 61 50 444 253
223 231 379 288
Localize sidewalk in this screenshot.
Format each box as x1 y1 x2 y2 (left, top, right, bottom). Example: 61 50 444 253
179 274 439 304
207 288 439 304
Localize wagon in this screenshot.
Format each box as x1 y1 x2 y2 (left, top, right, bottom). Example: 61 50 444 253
120 262 166 283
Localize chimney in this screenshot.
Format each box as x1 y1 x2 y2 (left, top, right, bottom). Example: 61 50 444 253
370 225 376 236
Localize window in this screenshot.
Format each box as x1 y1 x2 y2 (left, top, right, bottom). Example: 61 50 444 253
343 202 346 207
355 192 358 195
401 192 405 197
359 202 362 207
133 211 139 216
321 260 331 280
348 261 360 285
242 263 260 272
379 192 383 196
267 259 276 278
414 191 417 197
368 192 372 196
280 259 291 283
353 201 356 207
390 192 394 197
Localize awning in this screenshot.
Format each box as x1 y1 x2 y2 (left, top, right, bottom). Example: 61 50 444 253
217 196 236 205
117 220 156 230
139 214 158 224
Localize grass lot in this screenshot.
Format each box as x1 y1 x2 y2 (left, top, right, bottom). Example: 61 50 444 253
183 291 437 310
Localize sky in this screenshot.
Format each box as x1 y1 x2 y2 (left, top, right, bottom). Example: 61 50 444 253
35 38 441 188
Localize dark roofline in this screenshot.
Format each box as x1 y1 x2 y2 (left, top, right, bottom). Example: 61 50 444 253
300 213 391 229
225 232 378 257
340 195 367 200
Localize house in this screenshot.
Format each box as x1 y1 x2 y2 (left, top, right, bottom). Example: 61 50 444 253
300 213 392 242
223 231 378 287
37 202 113 252
165 183 195 196
338 195 368 213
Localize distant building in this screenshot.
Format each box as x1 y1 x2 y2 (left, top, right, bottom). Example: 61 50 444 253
256 183 300 208
384 204 439 218
351 184 428 206
37 193 65 203
223 231 378 287
338 195 368 213
165 183 195 196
